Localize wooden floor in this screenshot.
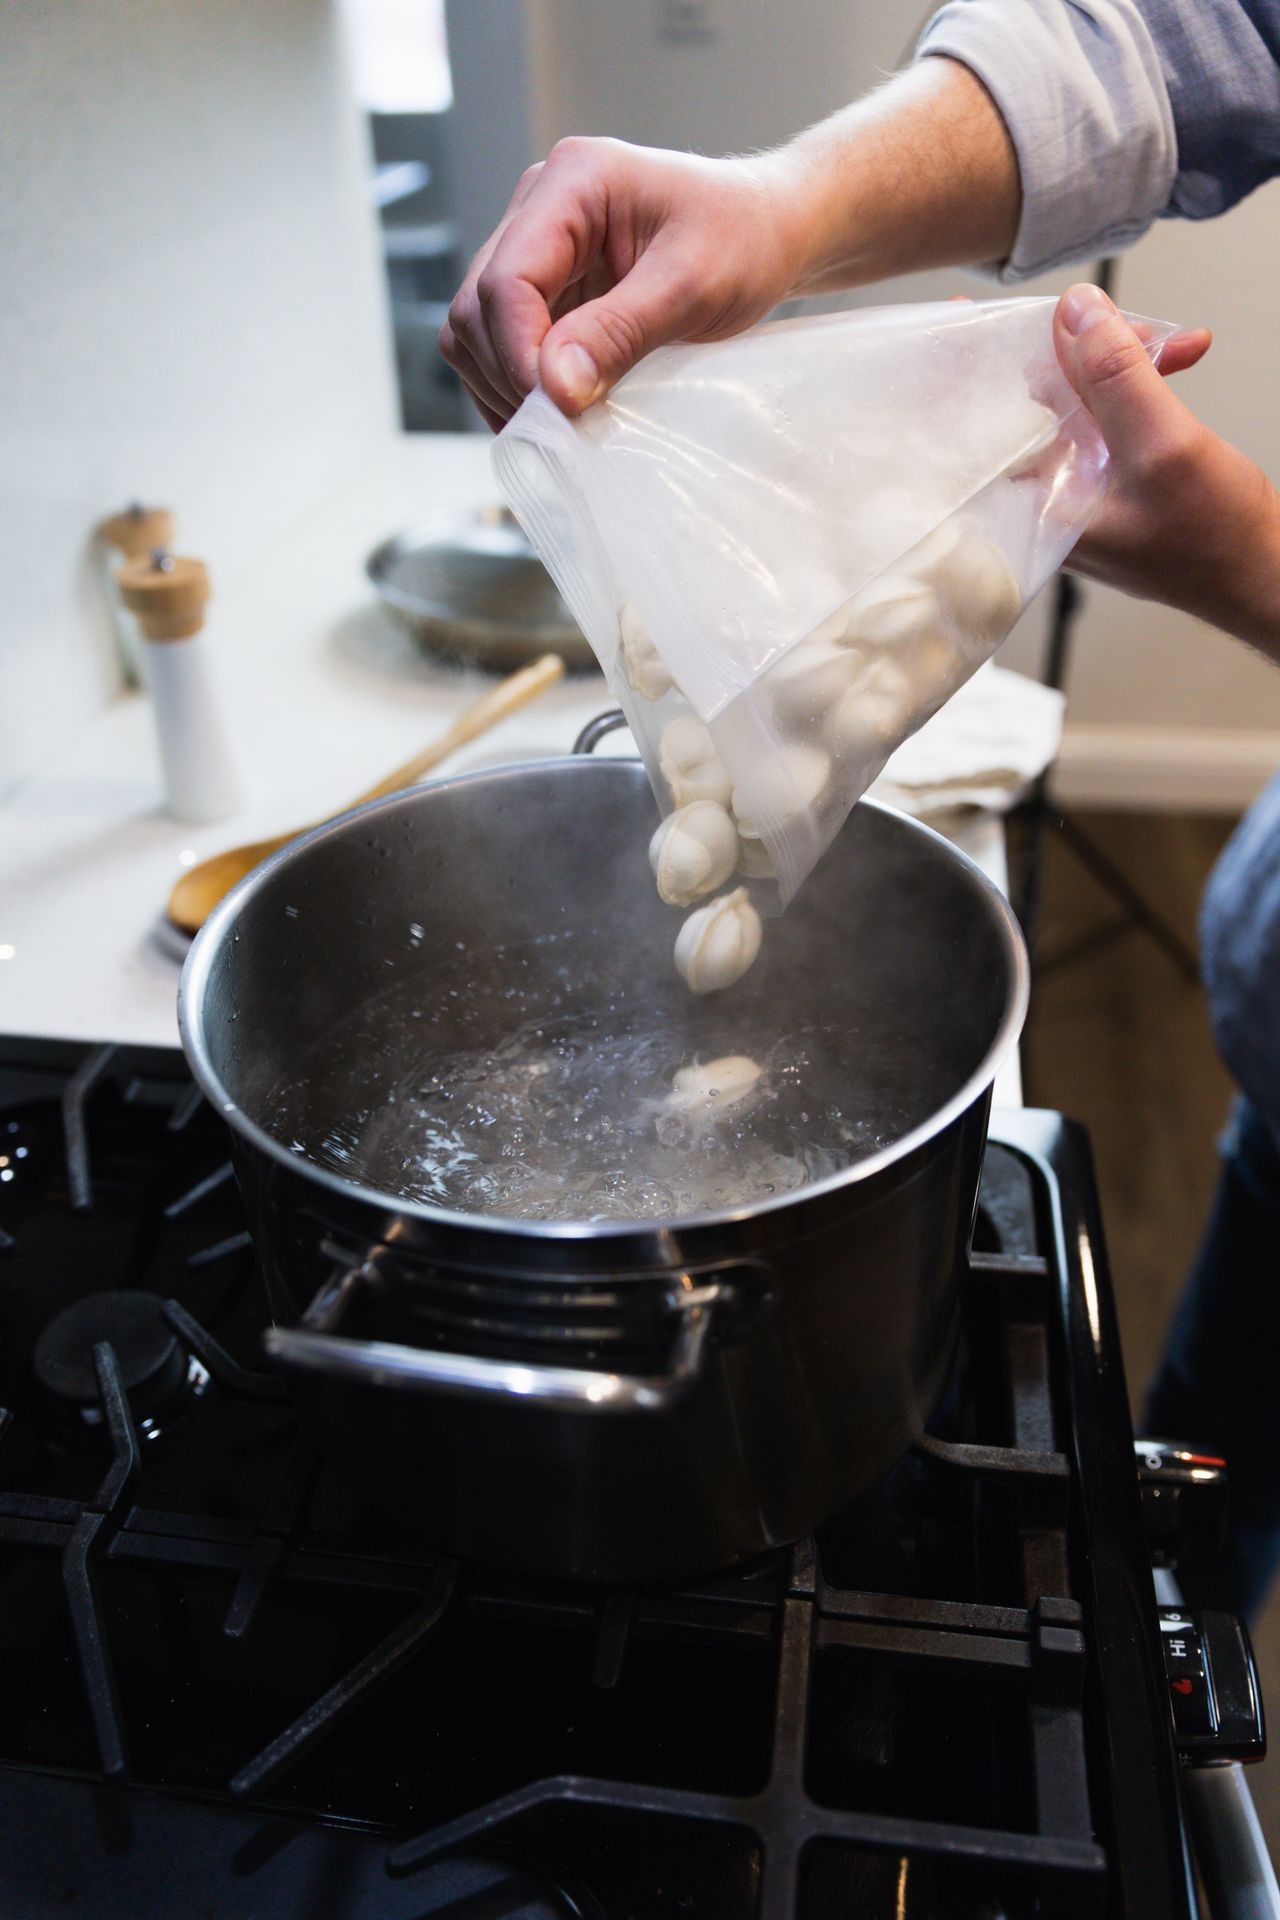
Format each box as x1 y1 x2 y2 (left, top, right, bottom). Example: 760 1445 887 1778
1015 806 1280 1865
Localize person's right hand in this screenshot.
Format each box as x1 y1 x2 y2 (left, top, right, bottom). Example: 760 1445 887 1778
1055 285 1280 658
440 139 814 431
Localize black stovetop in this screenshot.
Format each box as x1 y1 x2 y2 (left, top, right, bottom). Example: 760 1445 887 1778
0 1037 1194 1919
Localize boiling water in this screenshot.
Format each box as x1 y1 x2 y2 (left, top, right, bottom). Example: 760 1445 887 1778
265 941 946 1223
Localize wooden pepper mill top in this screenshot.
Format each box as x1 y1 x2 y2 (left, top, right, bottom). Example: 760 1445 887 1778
117 551 210 642
99 504 175 563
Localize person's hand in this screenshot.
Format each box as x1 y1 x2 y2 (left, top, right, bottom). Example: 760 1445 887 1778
440 139 815 431
1055 284 1280 657
441 60 1021 429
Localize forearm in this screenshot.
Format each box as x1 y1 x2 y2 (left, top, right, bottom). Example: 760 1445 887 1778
774 58 1021 292
1166 483 1280 666
443 0 1269 426
1234 552 1280 665
1136 483 1280 666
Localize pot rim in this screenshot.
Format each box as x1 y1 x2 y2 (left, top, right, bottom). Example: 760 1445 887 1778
179 757 1029 1245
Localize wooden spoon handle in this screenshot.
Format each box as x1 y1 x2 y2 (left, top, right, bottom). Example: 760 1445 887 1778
354 653 566 805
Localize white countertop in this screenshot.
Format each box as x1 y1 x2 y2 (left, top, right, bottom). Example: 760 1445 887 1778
0 433 1020 1103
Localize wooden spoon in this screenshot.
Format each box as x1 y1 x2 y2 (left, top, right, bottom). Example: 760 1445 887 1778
166 652 566 935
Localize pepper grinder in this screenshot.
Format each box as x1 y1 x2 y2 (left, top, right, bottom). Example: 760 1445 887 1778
117 550 243 822
97 504 174 687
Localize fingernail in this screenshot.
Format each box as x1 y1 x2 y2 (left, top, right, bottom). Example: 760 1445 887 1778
552 342 601 406
1061 284 1116 338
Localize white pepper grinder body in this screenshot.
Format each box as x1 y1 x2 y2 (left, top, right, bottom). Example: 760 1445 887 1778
118 551 242 822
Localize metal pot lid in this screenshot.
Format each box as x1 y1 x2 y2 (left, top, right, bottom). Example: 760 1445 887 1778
367 506 595 671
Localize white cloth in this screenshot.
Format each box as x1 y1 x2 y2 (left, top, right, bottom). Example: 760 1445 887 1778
870 662 1065 816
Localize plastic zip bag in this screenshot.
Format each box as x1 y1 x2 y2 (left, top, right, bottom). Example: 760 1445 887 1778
493 296 1175 912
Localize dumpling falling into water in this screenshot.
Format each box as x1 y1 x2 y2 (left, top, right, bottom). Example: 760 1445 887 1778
673 887 763 994
665 1053 763 1117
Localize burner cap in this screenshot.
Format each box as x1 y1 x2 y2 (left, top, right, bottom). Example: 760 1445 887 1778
33 1290 185 1415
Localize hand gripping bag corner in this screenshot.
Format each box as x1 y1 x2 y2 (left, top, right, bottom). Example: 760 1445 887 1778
492 296 1175 908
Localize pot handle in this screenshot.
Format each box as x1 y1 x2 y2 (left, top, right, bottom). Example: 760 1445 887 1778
262 1274 730 1415
572 708 629 756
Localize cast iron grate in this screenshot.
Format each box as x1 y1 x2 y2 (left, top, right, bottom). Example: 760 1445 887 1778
0 1039 1108 1918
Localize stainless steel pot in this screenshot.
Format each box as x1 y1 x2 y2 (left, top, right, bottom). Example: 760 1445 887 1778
179 747 1027 1582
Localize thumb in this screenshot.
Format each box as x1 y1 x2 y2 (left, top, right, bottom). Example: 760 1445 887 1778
539 248 695 414
1054 283 1183 454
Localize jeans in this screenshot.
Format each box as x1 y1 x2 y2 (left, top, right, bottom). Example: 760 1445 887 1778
1145 1100 1280 1623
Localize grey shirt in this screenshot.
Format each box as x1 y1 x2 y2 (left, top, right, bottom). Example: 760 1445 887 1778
919 0 1280 279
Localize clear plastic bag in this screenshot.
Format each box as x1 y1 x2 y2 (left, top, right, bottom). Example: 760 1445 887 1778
493 296 1175 909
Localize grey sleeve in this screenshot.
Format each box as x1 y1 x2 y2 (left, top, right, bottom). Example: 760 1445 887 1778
917 0 1280 281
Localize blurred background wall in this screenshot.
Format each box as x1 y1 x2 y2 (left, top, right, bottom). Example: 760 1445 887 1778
2 0 397 792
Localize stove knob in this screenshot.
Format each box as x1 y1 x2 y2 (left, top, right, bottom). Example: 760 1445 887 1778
1135 1437 1228 1568
1159 1606 1266 1766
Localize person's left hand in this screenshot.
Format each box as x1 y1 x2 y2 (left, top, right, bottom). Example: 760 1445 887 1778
1054 284 1280 659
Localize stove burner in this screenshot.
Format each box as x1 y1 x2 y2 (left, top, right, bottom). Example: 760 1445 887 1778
33 1290 205 1434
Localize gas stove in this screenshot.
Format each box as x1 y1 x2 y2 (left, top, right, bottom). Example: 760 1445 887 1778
0 1036 1267 1918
